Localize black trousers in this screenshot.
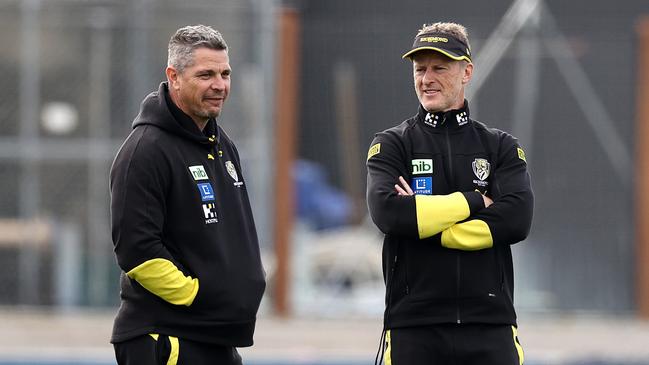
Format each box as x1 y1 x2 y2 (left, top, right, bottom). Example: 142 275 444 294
114 334 243 365
384 323 524 365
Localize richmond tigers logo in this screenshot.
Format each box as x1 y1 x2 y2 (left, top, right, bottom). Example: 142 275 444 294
472 158 491 181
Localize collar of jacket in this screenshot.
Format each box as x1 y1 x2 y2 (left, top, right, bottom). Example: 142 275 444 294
416 99 470 130
132 82 219 147
163 83 220 147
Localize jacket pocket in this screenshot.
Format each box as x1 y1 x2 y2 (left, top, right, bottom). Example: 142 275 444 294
403 238 457 301
458 248 501 298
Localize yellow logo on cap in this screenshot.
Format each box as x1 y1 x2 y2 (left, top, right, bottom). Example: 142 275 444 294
367 143 381 160
420 36 448 43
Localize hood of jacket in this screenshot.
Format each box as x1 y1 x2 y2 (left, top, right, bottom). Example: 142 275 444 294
132 82 218 146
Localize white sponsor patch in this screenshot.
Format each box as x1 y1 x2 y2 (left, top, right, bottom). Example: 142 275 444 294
189 165 209 181
411 159 433 175
202 203 218 224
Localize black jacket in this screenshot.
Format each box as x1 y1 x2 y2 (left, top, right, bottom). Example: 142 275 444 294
366 101 533 328
110 82 266 346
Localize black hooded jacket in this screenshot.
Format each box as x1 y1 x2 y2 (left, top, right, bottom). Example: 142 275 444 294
110 82 266 346
366 101 533 328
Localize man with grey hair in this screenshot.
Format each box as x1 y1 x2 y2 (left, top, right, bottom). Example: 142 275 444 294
366 22 533 364
110 24 265 364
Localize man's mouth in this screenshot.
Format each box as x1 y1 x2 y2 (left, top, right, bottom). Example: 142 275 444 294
204 97 224 105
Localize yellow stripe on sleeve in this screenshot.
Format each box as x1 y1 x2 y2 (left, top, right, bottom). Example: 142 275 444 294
367 143 381 160
441 219 493 251
517 147 527 162
415 192 471 239
127 258 199 306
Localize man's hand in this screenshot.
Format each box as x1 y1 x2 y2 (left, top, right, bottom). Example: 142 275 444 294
482 194 493 207
395 176 414 196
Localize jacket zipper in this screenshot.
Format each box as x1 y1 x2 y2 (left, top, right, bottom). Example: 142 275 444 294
443 118 462 324
443 118 454 185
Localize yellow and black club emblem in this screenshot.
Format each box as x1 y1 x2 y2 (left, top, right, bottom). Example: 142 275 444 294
472 158 491 181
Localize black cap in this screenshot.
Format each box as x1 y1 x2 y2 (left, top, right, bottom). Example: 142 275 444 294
402 31 472 62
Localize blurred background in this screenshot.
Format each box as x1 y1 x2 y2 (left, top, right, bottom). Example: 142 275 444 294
1 0 649 364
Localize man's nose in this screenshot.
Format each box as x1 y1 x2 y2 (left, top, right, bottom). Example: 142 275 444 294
211 76 225 90
422 68 434 83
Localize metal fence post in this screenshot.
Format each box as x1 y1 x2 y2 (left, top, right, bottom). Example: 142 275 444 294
53 221 82 309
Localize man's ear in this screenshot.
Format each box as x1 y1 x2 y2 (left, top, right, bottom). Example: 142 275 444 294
166 66 180 90
462 62 473 84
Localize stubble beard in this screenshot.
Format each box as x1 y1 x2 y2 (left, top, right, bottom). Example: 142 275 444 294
193 105 221 120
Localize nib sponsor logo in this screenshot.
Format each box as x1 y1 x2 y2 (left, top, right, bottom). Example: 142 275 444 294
411 159 433 175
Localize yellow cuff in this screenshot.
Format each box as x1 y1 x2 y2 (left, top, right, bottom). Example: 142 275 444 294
415 192 470 239
127 258 199 306
441 220 493 250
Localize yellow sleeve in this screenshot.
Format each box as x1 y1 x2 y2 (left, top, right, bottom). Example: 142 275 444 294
415 192 471 239
127 258 199 306
441 220 493 251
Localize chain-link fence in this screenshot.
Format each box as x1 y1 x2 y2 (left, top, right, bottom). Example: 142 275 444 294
1 0 647 316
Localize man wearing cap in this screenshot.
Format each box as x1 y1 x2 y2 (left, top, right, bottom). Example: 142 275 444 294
366 22 533 364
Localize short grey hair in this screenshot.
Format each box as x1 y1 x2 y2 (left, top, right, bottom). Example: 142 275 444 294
167 24 228 73
417 22 470 50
